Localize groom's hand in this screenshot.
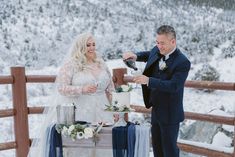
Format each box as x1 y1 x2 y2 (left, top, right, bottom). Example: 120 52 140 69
122 51 137 61
133 75 149 85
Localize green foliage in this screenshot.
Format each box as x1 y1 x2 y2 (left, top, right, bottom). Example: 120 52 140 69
221 46 235 59
115 85 132 93
193 64 220 92
104 104 132 112
56 123 96 140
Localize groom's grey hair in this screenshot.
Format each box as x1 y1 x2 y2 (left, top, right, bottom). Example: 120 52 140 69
157 25 176 39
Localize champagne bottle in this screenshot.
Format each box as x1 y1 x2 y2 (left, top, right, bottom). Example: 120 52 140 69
123 58 138 71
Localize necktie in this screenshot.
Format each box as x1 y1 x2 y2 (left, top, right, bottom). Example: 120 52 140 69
158 53 165 61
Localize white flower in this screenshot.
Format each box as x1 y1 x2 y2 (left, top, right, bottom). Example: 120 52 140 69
56 124 97 140
159 59 167 70
76 132 85 139
84 127 94 139
120 85 129 92
68 125 75 135
116 84 132 93
118 105 125 112
113 101 121 107
61 126 68 136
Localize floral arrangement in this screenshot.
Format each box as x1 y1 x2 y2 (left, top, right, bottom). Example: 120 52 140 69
104 103 134 112
56 123 102 141
115 84 132 93
159 59 167 71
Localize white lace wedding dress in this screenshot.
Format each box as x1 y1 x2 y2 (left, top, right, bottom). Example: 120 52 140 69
28 59 114 157
57 60 114 123
57 60 114 157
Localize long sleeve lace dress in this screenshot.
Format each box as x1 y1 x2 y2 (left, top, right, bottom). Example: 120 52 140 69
56 59 114 157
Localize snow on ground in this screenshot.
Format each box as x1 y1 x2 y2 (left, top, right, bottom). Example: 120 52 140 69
212 132 233 148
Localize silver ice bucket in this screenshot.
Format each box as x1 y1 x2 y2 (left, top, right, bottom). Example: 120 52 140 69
56 104 75 125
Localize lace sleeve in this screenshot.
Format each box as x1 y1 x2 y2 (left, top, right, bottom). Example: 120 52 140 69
105 65 115 94
56 61 83 96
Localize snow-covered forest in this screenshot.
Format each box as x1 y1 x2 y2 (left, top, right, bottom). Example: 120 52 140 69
0 0 234 156
0 0 234 70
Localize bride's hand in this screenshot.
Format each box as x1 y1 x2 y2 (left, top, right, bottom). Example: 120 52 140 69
82 84 97 94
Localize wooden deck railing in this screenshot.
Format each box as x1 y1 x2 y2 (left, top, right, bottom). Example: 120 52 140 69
0 67 234 157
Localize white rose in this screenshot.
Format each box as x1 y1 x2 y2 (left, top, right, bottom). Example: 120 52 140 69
68 125 75 135
84 127 94 139
159 60 167 70
121 85 129 92
61 126 68 136
114 101 121 108
118 105 124 112
76 132 84 139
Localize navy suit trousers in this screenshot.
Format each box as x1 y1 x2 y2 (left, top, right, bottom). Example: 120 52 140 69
151 122 179 157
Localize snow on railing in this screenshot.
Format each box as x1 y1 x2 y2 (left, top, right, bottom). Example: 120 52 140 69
178 139 233 154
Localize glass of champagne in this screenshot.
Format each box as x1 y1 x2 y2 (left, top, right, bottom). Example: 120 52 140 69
131 68 143 89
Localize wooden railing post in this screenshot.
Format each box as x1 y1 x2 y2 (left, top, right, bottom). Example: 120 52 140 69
234 118 235 157
11 67 29 157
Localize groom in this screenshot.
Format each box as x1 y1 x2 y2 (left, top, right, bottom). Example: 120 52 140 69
123 25 191 157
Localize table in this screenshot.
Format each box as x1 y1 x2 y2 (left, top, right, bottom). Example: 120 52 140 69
62 127 113 149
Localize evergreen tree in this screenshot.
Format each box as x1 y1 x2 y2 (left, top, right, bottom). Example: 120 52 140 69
39 6 43 13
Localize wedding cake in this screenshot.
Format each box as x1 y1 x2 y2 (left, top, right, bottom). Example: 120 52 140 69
112 84 132 108
112 91 130 108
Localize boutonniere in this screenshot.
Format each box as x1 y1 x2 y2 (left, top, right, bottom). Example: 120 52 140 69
159 59 168 71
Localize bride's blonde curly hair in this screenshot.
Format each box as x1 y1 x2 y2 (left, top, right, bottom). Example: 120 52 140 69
69 33 103 70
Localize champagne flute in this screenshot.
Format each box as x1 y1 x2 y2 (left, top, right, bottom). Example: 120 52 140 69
131 69 142 77
131 68 143 89
94 80 101 90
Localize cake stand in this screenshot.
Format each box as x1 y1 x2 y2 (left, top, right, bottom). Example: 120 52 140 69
112 111 130 127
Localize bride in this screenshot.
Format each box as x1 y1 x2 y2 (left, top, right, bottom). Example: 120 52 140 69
28 33 115 157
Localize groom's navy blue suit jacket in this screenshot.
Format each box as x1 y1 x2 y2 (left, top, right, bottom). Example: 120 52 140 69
136 46 191 125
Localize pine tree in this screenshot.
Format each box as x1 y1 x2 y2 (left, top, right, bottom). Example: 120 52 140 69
23 17 27 27
39 6 43 13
